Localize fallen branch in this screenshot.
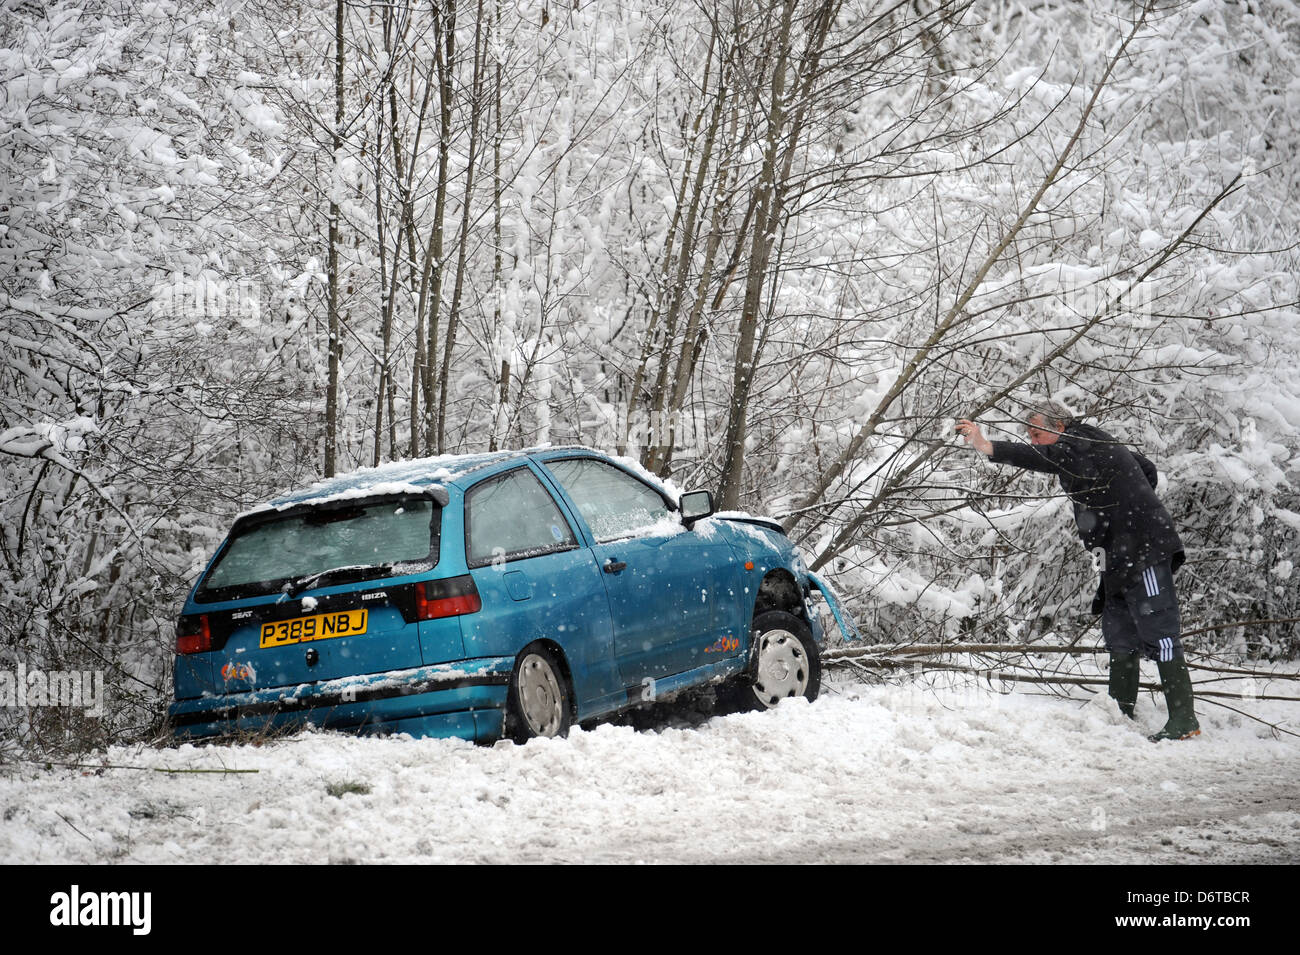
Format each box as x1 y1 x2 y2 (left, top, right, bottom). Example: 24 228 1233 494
1180 616 1300 639
827 657 1300 702
55 811 93 842
824 642 1106 661
1198 697 1300 741
825 637 1300 683
5 759 259 774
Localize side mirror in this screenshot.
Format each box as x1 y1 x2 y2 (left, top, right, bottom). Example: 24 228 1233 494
680 489 714 528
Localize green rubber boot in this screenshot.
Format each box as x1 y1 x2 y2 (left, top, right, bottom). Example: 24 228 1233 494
1149 656 1201 742
1107 652 1139 720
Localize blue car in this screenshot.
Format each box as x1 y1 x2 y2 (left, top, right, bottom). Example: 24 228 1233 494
169 447 856 742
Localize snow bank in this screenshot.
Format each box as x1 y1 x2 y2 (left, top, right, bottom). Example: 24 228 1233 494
2 673 1295 864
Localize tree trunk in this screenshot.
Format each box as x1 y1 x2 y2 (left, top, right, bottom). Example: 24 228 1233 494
324 0 345 477
717 0 796 509
436 0 488 454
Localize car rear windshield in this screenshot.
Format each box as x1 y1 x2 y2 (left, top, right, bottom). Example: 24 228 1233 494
195 495 439 602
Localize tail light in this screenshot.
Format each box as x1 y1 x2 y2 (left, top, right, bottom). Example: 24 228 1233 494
416 575 482 620
176 614 213 654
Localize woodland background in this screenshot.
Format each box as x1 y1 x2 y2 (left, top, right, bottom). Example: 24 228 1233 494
2 0 1297 748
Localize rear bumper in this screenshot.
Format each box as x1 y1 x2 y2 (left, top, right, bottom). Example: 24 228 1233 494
168 657 513 742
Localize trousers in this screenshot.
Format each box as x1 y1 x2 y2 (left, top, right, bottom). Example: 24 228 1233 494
1101 560 1183 662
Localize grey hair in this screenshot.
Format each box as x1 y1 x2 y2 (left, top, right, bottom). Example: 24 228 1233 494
1024 399 1076 429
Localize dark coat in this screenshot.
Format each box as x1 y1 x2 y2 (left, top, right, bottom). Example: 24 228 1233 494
989 422 1184 593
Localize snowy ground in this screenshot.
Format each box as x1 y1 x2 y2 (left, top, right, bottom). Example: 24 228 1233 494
2 671 1298 865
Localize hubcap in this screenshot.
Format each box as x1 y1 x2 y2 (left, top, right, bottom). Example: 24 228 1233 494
752 630 808 707
517 653 564 736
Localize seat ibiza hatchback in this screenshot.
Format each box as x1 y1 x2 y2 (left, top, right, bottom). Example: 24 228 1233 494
169 447 855 742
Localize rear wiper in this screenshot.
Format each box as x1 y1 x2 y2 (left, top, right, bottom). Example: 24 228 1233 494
281 564 384 599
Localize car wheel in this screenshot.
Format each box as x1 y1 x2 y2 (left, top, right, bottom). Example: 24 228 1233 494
746 610 821 708
507 646 572 742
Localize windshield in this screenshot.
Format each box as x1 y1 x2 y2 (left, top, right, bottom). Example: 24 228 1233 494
543 457 672 542
196 496 439 602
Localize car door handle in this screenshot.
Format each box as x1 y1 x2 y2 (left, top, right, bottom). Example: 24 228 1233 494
603 559 627 574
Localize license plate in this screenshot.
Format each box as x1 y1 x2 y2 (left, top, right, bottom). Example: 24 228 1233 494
259 609 368 649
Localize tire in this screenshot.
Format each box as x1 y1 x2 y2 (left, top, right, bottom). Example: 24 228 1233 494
745 610 821 708
506 646 573 742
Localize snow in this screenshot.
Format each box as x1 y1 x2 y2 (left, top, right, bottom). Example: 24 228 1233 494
243 453 498 516
1138 228 1165 252
854 558 984 628
253 481 446 516
627 515 685 539
3 673 1296 864
3 0 1299 858
713 512 788 551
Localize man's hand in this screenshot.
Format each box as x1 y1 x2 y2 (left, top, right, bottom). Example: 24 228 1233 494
955 418 993 456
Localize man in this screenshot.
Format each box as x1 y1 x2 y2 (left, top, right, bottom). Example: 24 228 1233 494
956 401 1199 741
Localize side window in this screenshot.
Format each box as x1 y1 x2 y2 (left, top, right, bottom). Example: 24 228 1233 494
545 458 672 543
465 468 577 568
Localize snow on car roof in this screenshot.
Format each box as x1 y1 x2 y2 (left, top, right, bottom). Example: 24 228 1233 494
246 450 530 516
242 446 681 519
